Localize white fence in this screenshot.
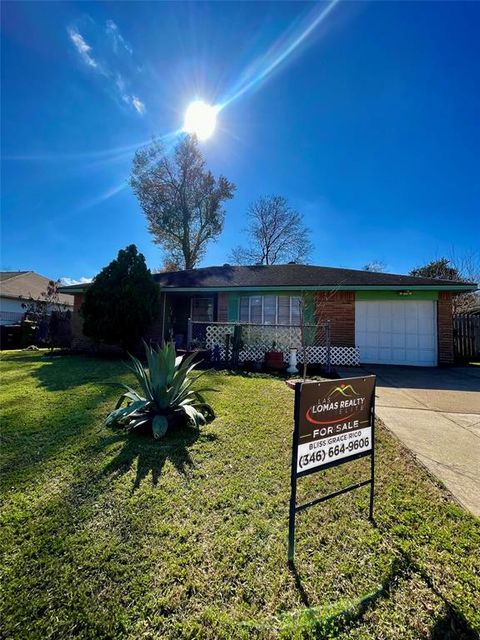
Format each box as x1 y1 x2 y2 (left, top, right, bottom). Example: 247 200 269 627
188 320 360 368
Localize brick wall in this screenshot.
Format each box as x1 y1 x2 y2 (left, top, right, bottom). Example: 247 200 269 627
314 291 355 346
70 293 95 350
71 292 166 351
438 291 454 365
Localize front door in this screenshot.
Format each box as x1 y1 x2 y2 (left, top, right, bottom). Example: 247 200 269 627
190 296 214 322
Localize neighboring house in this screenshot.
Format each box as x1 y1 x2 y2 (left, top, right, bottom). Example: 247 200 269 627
59 264 478 367
0 271 73 325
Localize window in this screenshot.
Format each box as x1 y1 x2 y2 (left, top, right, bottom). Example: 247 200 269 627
191 297 213 322
263 296 277 325
238 295 302 325
239 297 249 322
250 296 262 323
278 296 290 324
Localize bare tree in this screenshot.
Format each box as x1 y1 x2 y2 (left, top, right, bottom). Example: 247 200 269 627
230 195 313 265
21 280 72 351
21 280 69 321
363 260 386 273
131 135 235 269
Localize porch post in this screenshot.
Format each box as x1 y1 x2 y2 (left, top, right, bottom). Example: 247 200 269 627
187 318 192 350
161 293 167 346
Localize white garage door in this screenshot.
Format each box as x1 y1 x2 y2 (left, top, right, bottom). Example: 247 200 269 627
355 300 437 366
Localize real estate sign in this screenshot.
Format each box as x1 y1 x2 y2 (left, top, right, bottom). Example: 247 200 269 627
296 376 375 475
288 375 376 563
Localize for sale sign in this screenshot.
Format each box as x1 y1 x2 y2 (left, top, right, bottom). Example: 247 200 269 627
288 375 376 562
296 376 376 476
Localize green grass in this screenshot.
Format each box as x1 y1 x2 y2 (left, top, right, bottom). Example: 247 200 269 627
1 350 479 640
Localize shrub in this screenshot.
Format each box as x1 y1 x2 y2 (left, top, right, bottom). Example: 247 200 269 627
106 341 215 438
82 245 159 350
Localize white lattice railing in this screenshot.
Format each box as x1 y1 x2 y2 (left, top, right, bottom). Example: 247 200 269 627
199 323 359 366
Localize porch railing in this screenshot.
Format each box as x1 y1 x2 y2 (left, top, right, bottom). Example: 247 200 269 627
187 319 334 373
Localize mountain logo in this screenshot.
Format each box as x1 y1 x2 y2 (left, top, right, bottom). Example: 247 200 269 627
327 383 359 399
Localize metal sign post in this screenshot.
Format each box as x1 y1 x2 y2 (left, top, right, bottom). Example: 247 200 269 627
288 375 376 564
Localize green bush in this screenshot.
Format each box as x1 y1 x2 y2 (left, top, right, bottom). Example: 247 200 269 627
82 244 159 350
106 341 215 438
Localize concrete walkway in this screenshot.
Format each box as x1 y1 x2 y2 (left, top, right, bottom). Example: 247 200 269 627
338 365 480 516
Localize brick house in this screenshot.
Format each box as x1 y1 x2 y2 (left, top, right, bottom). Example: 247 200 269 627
59 264 477 367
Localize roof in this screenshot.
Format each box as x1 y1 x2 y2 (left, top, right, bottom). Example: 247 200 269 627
0 271 30 282
0 271 73 306
58 264 477 294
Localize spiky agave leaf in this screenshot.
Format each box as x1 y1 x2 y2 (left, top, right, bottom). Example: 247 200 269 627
105 399 150 428
126 352 154 401
152 414 169 439
106 342 215 438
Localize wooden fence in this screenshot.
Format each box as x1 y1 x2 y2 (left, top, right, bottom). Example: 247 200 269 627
453 314 480 361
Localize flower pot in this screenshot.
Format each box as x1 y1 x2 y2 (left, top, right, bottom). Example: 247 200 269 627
264 350 285 371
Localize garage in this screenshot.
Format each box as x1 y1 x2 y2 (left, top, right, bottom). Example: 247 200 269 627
355 300 437 366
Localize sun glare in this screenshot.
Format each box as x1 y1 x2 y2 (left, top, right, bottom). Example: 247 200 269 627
183 100 218 140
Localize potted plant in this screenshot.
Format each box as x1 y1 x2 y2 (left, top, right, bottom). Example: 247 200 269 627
105 341 215 438
264 340 285 371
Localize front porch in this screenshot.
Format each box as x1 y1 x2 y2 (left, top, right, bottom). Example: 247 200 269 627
158 291 360 368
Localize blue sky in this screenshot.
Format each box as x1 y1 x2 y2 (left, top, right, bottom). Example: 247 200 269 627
2 1 479 283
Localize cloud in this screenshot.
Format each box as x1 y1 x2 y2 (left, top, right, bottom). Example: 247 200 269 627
67 20 145 115
105 19 133 55
131 96 146 114
68 27 97 68
59 276 92 286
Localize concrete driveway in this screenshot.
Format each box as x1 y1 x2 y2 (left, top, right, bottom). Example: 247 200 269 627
338 365 480 516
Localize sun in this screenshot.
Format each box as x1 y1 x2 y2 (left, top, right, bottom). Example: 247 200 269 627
183 100 218 140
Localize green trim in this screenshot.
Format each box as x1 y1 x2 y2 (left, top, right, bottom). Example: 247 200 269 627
58 287 85 295
227 294 239 322
61 284 476 295
356 290 438 301
161 284 476 293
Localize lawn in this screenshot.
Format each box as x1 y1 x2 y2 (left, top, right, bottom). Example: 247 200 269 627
1 351 479 639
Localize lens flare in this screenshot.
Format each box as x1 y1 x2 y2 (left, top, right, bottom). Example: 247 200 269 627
219 0 341 110
183 101 218 140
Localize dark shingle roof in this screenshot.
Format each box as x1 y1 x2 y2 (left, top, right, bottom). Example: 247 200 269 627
58 264 477 294
152 264 475 289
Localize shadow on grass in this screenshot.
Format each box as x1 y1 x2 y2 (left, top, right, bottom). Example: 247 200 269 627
100 427 218 491
289 554 408 633
3 350 123 392
430 610 478 640
289 547 478 639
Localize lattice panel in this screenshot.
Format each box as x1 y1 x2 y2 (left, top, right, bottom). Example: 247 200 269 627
204 324 359 366
330 347 360 366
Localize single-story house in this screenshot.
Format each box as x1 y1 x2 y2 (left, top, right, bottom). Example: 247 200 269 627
0 271 73 325
59 264 477 367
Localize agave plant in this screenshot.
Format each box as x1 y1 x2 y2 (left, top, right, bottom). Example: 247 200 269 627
106 341 215 438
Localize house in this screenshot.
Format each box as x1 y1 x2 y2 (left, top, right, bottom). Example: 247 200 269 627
0 271 73 325
59 264 477 367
